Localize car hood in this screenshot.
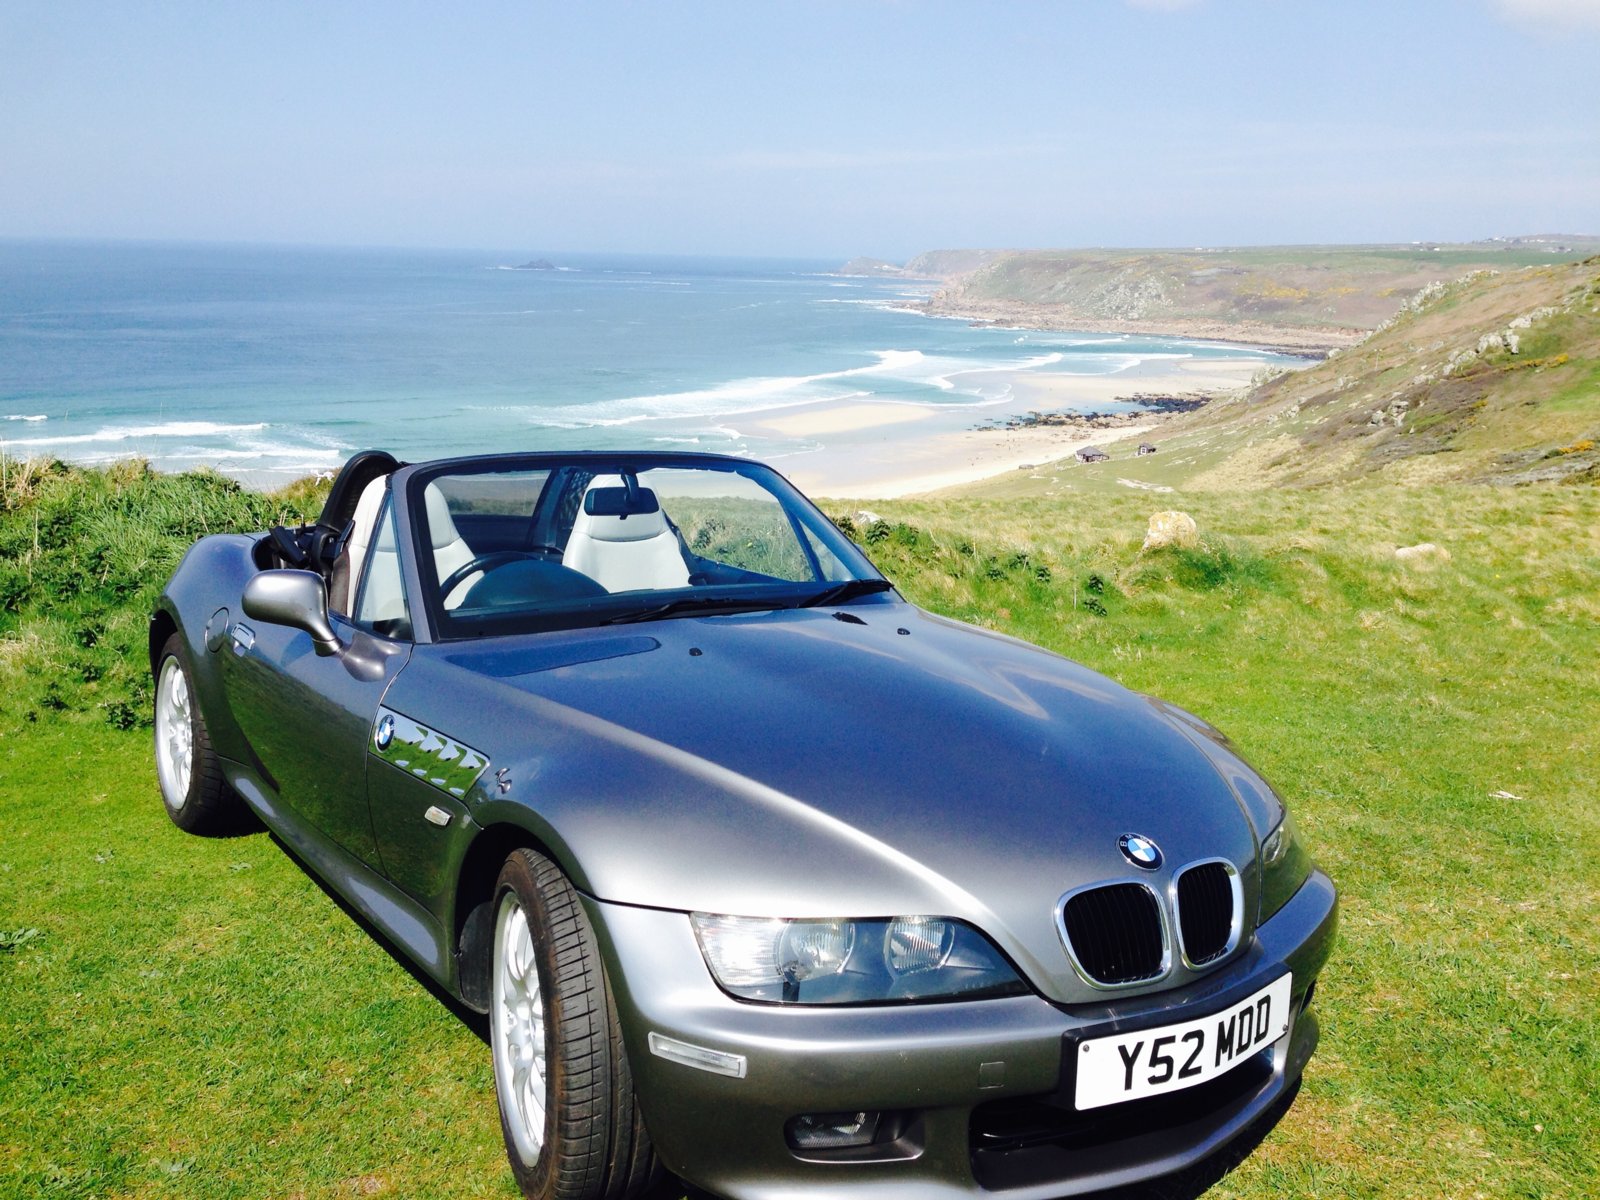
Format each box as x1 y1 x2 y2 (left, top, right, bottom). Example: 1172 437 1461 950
429 603 1262 1000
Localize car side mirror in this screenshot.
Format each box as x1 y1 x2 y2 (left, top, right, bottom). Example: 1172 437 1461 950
242 569 341 657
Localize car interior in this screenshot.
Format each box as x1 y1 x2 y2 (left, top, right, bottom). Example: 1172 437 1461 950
251 453 849 638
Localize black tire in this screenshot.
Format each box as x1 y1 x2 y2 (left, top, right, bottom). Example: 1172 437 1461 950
152 633 244 835
490 848 661 1200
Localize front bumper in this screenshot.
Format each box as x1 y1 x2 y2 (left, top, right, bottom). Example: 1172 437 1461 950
586 870 1336 1200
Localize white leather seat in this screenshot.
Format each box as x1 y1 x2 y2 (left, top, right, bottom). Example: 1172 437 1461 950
339 476 389 614
424 483 477 609
343 478 478 619
562 476 690 593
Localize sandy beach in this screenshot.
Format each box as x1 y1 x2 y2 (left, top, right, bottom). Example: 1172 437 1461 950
730 355 1278 498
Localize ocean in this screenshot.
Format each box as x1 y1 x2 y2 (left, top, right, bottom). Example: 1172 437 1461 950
0 240 1294 483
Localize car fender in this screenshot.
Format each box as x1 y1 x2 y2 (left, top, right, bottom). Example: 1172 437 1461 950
152 533 259 763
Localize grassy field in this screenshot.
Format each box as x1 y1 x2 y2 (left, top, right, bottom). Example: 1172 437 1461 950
3 463 1597 1198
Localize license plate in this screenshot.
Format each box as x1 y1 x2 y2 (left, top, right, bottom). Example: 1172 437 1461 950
1073 974 1292 1111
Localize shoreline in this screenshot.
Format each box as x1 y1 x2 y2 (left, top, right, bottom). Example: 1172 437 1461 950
738 356 1277 499
894 298 1366 356
2 358 1277 501
804 418 1164 499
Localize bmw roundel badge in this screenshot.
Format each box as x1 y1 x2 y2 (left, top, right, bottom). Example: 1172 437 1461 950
1118 833 1163 870
374 713 396 751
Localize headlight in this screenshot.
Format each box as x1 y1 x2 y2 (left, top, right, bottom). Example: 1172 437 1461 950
1259 810 1314 921
691 913 1027 1004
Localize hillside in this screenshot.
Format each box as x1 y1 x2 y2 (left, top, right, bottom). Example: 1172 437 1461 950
853 239 1600 351
837 248 1006 279
955 256 1600 497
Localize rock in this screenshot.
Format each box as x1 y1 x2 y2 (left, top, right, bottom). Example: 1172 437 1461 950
1395 542 1451 564
1509 306 1558 330
1142 511 1199 551
852 509 882 527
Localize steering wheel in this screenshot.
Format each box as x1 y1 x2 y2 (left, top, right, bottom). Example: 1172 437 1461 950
440 551 541 603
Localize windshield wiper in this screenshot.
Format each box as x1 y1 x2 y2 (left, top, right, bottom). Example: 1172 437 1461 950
603 596 789 625
798 578 895 608
605 579 894 624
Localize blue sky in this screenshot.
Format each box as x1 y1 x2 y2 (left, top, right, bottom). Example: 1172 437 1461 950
2 0 1596 258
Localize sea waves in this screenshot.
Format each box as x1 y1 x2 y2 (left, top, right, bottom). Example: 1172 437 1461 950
3 420 270 447
507 347 1102 431
1 419 346 473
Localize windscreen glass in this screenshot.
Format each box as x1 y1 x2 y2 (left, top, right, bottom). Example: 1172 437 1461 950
411 459 883 637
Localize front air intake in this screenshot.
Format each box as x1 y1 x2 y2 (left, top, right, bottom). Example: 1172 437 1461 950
1060 883 1165 985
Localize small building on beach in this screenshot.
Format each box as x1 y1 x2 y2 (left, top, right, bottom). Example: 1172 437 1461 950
1076 446 1110 463
1137 442 1158 456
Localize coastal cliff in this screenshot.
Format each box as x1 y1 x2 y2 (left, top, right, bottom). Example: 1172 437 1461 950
849 239 1600 353
959 255 1600 493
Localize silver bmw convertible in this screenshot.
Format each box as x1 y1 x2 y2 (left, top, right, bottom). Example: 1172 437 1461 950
151 449 1336 1200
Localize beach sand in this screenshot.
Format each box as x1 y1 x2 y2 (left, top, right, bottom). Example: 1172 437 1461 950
736 356 1274 498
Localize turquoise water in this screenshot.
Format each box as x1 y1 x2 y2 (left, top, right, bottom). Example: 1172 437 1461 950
1 240 1294 480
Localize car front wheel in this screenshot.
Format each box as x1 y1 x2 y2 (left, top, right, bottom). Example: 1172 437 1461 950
490 848 661 1200
153 634 244 835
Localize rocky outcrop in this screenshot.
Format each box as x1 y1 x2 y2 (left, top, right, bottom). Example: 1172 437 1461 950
838 257 909 277
901 249 1007 279
836 250 1007 281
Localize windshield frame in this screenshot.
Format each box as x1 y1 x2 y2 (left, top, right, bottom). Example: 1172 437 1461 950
396 452 889 642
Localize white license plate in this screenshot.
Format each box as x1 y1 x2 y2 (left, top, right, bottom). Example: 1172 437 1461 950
1073 974 1292 1111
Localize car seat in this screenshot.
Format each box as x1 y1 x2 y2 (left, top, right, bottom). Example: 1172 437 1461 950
425 484 478 608
561 476 691 593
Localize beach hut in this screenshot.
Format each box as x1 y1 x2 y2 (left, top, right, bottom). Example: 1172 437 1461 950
1076 446 1110 463
1137 442 1158 456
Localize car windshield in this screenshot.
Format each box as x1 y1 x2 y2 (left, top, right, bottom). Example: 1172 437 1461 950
407 456 887 638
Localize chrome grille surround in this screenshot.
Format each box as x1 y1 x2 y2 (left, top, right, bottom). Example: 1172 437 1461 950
1054 880 1171 990
1171 857 1243 969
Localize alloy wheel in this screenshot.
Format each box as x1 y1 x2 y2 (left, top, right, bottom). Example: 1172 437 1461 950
492 891 549 1165
155 657 194 804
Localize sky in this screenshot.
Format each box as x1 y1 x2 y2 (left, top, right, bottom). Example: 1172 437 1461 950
1 0 1597 259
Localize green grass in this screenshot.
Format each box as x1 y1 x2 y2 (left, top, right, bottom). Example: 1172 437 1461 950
0 723 511 1199
3 463 1597 1197
665 495 812 580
